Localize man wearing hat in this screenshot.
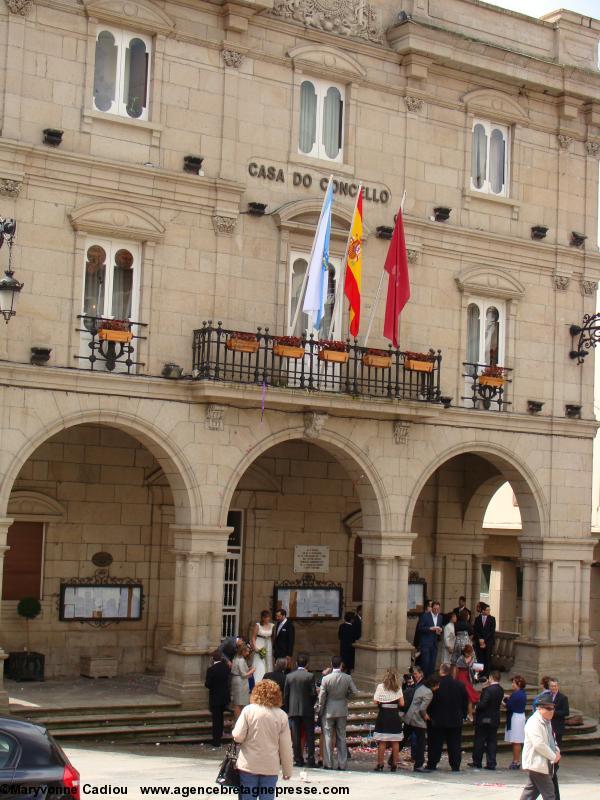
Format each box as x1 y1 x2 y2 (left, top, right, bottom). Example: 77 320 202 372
519 691 561 800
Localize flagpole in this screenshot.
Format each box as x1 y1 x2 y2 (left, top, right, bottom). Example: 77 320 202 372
288 175 333 336
363 189 406 348
328 186 361 340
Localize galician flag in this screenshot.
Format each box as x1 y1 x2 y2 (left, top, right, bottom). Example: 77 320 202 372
303 176 334 330
343 190 363 337
383 208 410 348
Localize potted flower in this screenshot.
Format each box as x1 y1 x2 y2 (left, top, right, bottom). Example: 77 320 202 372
362 348 392 369
479 365 506 388
98 318 133 343
6 597 45 681
226 330 260 353
404 351 435 372
273 335 304 359
318 339 349 364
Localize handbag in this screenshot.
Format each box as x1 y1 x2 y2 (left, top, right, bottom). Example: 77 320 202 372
216 743 240 787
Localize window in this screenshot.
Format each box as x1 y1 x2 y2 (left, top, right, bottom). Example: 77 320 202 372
480 563 492 596
466 298 505 366
299 78 344 162
82 239 140 322
223 510 243 638
289 252 342 337
471 120 508 197
93 28 151 120
2 522 44 601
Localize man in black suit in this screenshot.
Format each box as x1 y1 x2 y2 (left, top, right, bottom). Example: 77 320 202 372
426 662 468 772
549 678 570 800
285 653 317 767
469 670 504 770
274 608 295 663
417 601 443 677
338 611 357 673
452 595 471 621
264 657 288 706
204 649 231 747
473 603 496 678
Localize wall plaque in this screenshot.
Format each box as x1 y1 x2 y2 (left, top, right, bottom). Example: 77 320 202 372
294 545 329 573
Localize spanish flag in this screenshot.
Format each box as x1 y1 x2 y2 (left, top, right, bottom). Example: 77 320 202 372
343 190 363 337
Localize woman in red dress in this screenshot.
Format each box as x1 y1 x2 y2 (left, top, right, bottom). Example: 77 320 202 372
453 644 480 720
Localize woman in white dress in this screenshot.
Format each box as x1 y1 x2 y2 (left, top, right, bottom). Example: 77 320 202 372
250 609 274 681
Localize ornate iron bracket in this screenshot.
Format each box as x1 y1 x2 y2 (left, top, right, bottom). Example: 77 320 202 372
569 314 600 364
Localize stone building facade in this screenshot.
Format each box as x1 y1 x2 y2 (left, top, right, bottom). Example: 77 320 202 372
0 0 599 714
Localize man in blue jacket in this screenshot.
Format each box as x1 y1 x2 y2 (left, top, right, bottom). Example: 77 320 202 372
417 601 443 677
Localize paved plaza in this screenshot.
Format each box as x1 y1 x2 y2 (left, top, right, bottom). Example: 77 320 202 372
65 743 600 800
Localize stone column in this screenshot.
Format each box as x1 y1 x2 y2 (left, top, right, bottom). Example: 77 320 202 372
471 553 483 612
353 532 415 686
519 559 535 638
579 561 592 641
159 525 232 707
0 518 14 711
534 561 550 641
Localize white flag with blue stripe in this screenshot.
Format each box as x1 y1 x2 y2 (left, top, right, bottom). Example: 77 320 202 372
303 176 333 331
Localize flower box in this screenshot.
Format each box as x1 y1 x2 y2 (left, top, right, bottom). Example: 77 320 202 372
405 358 434 373
227 337 259 354
363 354 392 368
99 328 133 343
273 344 304 359
319 349 349 364
479 374 505 388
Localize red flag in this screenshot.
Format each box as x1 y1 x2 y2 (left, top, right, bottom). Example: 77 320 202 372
383 209 410 348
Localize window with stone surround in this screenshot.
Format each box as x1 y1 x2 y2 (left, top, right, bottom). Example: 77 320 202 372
289 251 342 337
298 78 344 163
93 27 152 121
471 120 509 197
466 297 505 367
82 238 141 322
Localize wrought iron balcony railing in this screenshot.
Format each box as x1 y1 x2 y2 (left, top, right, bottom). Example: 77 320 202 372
462 362 512 411
75 315 147 374
192 322 442 402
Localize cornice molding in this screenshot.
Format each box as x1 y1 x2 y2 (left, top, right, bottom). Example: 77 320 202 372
83 0 175 35
288 43 367 80
69 200 166 242
462 88 529 123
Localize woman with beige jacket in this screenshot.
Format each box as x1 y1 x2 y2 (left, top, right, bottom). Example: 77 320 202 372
232 679 294 794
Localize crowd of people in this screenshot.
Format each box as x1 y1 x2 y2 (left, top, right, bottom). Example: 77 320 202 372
205 599 570 800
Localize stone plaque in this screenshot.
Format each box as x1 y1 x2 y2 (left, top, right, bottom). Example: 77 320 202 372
294 545 329 573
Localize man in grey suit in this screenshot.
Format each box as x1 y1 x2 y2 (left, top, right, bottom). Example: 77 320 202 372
284 653 317 767
317 656 358 770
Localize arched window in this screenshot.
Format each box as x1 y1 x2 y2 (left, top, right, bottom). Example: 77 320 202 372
82 239 140 322
298 78 344 162
93 27 151 120
471 120 508 197
466 297 504 367
289 252 342 337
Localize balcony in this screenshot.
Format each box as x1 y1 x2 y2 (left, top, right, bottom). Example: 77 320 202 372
462 362 512 411
75 316 147 374
192 323 442 403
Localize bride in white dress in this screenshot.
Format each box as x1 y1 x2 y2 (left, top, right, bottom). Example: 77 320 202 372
250 610 274 681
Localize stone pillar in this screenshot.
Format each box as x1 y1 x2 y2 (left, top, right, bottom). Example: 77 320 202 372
520 559 535 637
471 553 483 612
0 518 14 711
353 532 415 687
534 561 550 641
579 561 592 640
159 525 232 707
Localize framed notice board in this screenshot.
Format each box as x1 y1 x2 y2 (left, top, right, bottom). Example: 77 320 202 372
274 576 342 621
60 583 143 622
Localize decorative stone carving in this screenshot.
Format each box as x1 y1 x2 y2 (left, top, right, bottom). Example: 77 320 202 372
393 421 409 445
304 411 327 439
581 280 598 297
585 141 600 157
270 0 383 44
553 275 570 291
212 215 237 235
206 404 226 431
7 0 33 15
0 179 22 197
222 49 244 68
557 134 572 150
405 97 423 113
407 249 418 264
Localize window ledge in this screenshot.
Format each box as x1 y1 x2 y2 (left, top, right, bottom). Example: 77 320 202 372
463 189 521 220
289 152 354 177
82 109 163 140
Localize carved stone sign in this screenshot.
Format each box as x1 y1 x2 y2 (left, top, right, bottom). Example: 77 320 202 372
294 545 330 573
270 0 383 44
248 163 390 204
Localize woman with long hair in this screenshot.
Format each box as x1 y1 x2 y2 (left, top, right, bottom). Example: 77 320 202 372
504 675 527 769
232 679 293 795
230 641 255 720
372 668 404 772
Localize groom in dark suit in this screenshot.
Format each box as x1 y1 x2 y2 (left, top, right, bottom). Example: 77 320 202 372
473 603 496 678
274 608 295 664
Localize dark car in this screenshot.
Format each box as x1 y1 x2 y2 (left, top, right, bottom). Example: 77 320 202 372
0 717 79 800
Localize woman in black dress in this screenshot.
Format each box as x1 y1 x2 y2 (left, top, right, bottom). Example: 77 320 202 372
372 668 404 771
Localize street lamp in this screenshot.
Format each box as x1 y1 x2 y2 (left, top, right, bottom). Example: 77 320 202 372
0 219 23 323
